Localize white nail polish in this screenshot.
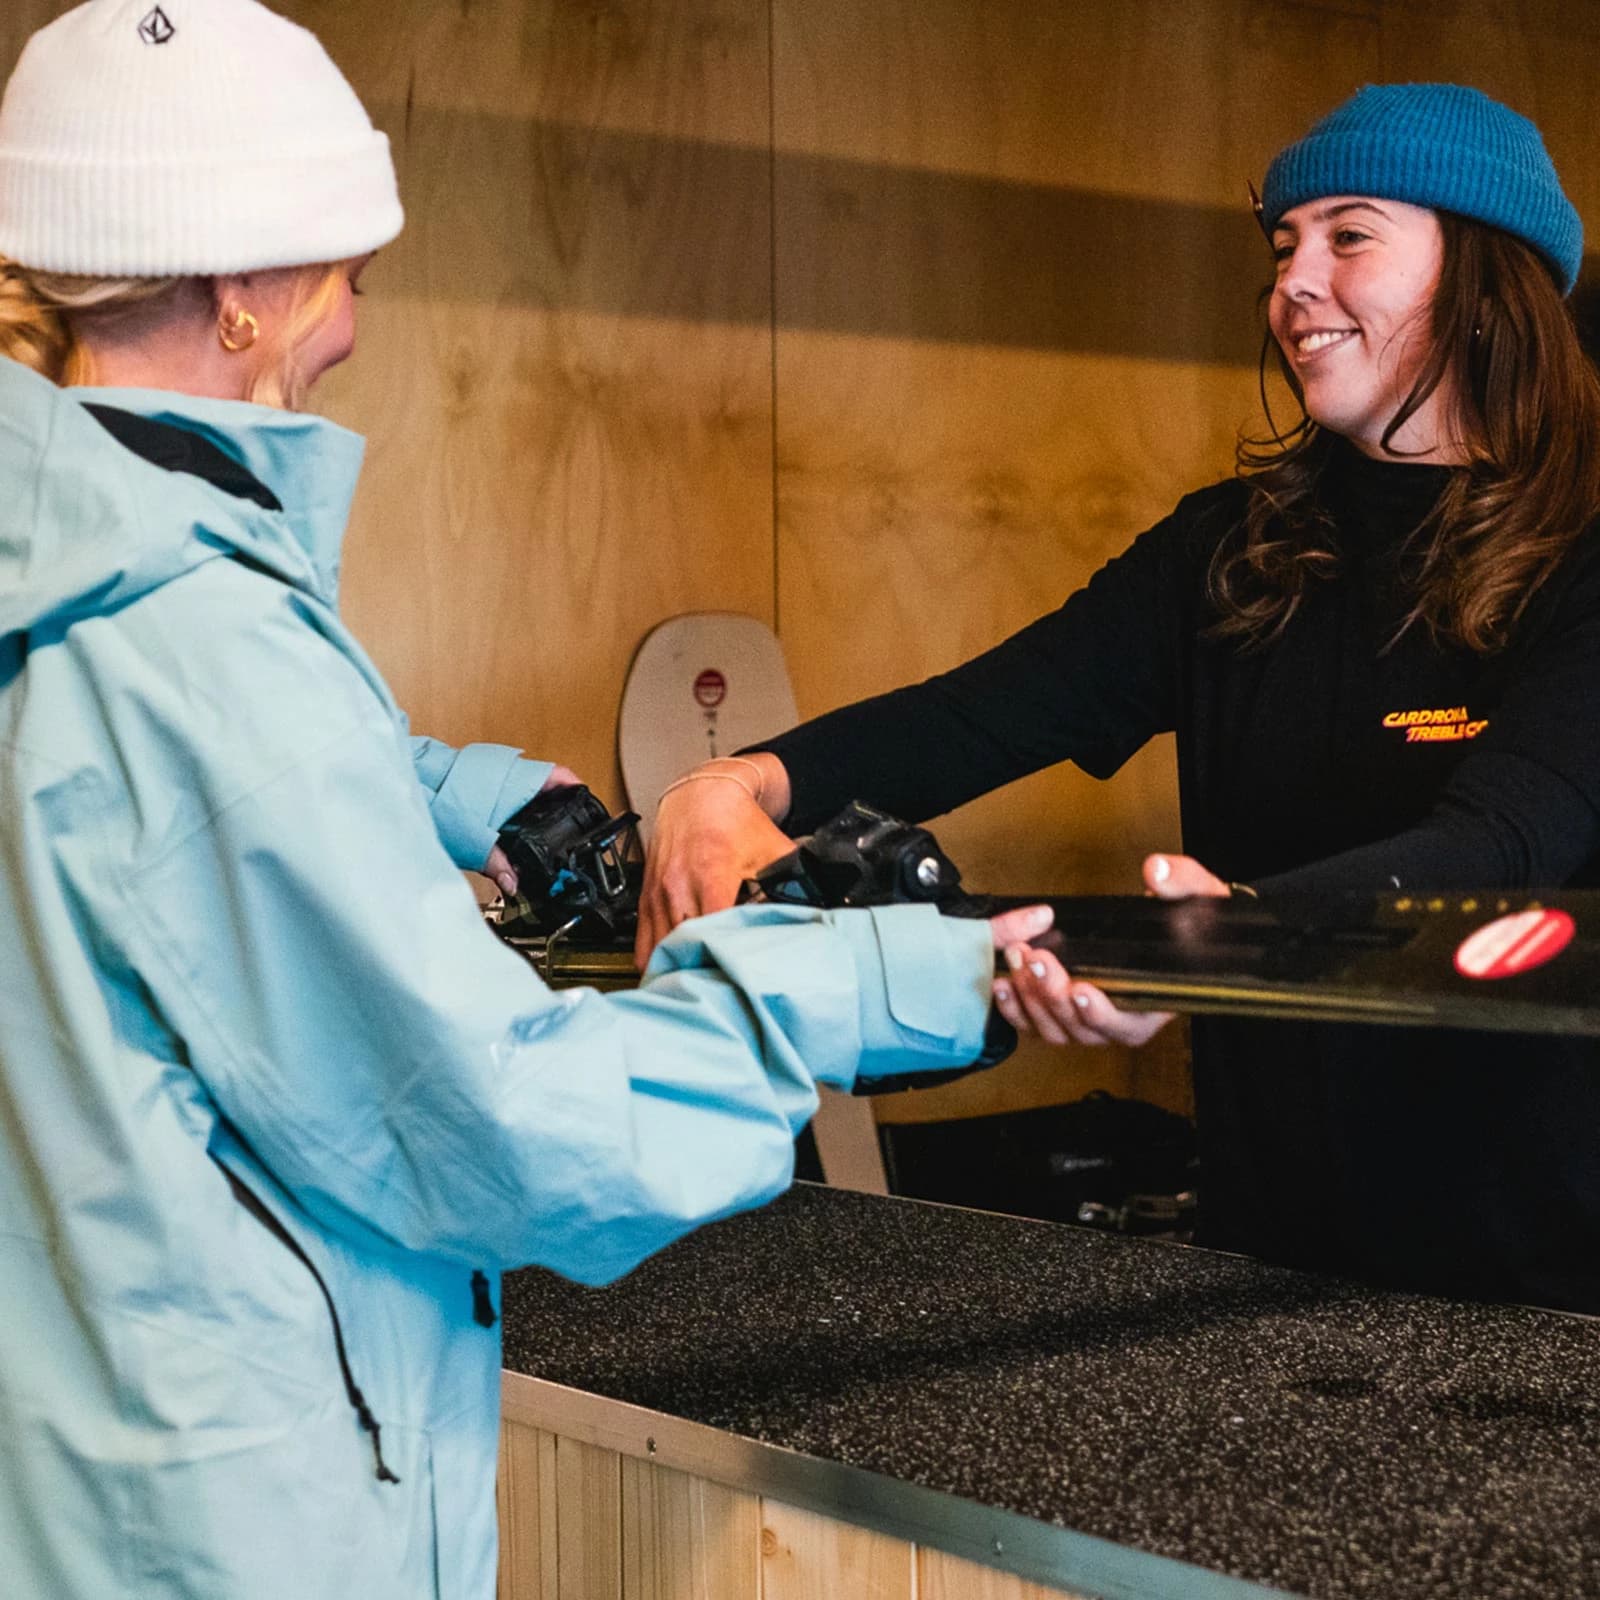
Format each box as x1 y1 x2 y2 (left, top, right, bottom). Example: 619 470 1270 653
1073 992 1091 1009
1151 856 1171 883
1029 961 1047 979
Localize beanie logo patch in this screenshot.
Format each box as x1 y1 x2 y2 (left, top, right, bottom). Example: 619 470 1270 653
137 7 176 46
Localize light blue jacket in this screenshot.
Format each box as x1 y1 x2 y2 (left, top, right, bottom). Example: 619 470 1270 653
0 358 994 1599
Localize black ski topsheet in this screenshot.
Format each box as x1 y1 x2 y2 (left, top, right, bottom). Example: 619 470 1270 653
496 887 1600 1036
980 888 1600 1036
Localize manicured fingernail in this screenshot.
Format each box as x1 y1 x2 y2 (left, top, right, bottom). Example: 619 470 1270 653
1006 945 1025 971
993 980 1011 1004
1027 904 1052 930
1029 961 1047 979
1150 856 1171 883
1073 992 1091 1010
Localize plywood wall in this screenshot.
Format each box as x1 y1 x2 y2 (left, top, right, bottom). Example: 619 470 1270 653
310 0 780 772
4 0 1598 1122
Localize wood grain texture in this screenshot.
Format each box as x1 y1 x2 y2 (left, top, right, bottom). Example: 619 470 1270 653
758 1498 914 1600
620 1456 761 1599
919 1544 1091 1600
555 1434 623 1599
305 0 777 810
496 1424 1097 1600
767 0 1375 203
499 1421 560 1600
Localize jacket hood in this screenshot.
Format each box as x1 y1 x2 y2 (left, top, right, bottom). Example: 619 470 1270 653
0 357 365 640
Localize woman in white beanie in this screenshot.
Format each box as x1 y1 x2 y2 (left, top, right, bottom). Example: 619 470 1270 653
0 4 1038 1596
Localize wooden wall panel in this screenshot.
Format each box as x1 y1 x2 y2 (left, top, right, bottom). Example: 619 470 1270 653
297 0 775 811
498 1421 560 1600
621 1456 761 1599
919 1545 1092 1600
497 1417 1107 1599
555 1435 623 1598
759 1499 914 1600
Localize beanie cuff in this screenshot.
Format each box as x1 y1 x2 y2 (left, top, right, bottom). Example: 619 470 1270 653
1260 84 1583 296
0 132 403 275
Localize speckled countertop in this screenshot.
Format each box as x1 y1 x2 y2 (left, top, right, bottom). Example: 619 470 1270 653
500 1183 1600 1600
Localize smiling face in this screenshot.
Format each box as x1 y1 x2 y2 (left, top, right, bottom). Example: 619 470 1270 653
1268 197 1462 462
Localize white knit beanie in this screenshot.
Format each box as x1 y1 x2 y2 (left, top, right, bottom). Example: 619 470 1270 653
0 0 404 275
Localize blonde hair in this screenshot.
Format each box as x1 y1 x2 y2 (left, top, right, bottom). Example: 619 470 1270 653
0 256 349 410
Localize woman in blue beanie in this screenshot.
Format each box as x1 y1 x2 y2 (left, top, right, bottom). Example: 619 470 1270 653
644 82 1600 1312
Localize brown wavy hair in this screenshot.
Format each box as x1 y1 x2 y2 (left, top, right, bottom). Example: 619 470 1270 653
1208 214 1600 654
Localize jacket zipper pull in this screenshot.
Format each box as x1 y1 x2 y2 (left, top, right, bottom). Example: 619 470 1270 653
470 1269 498 1328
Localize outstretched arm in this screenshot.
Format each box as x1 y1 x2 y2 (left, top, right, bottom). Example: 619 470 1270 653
112 585 1022 1284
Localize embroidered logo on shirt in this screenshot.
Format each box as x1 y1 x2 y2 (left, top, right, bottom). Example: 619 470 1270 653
1381 706 1489 744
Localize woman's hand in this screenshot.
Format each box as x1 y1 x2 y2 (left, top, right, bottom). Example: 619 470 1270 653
539 765 583 794
636 757 794 966
1142 852 1230 899
481 765 584 898
991 852 1231 1047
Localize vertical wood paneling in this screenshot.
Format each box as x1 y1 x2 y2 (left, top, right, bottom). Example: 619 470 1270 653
919 1545 1090 1600
298 0 776 809
759 1498 915 1600
621 1455 761 1599
499 1421 560 1600
496 1426 1098 1600
556 1435 624 1599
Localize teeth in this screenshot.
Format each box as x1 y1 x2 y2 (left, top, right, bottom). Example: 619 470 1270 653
1297 330 1353 354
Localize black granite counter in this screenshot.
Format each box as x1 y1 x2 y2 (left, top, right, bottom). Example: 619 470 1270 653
500 1183 1600 1600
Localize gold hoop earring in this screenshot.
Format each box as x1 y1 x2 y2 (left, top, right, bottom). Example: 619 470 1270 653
218 309 259 353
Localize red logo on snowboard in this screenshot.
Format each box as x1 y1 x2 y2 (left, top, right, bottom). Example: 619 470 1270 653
694 669 727 709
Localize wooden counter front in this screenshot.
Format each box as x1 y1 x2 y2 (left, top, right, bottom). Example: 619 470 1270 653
495 1372 1267 1599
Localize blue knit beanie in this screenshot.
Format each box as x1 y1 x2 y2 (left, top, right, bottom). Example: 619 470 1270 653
1261 83 1583 296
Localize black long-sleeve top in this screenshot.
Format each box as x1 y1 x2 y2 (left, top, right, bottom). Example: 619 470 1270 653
761 442 1600 1311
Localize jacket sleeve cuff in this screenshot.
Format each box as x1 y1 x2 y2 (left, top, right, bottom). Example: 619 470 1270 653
835 903 994 1081
410 737 553 869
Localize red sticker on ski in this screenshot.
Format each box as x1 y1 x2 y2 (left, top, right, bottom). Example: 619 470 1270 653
1454 909 1575 980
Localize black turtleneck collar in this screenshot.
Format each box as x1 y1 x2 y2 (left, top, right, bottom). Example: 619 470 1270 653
1315 433 1457 539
